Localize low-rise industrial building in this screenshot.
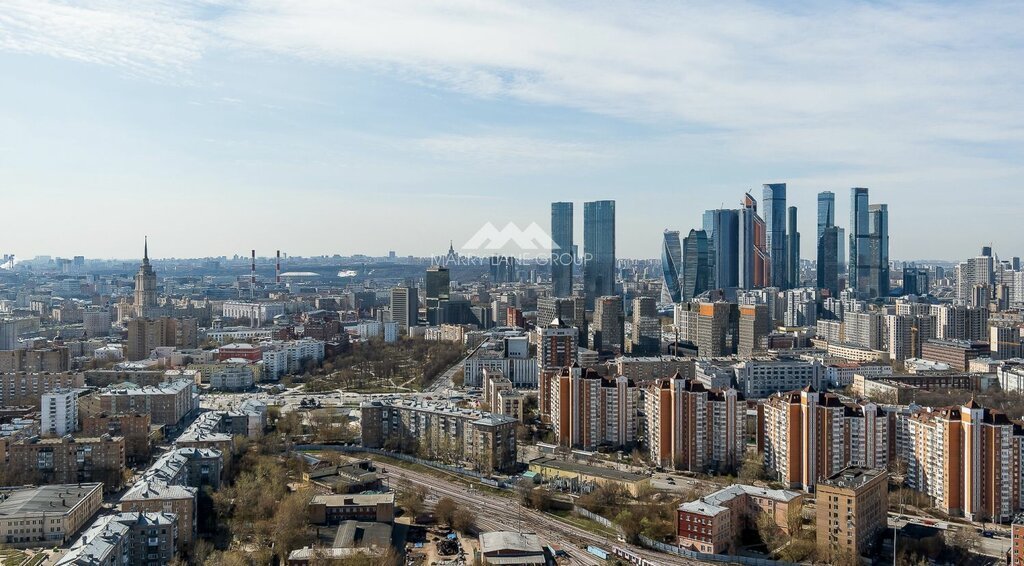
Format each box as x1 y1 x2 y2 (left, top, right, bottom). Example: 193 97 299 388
527 457 650 497
0 483 103 548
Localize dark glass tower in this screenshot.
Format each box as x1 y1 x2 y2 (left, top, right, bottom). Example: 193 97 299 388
849 187 871 294
702 209 739 289
583 200 616 308
817 226 839 295
661 230 682 303
762 183 788 289
868 203 889 297
550 202 574 297
816 191 835 242
681 229 710 301
787 206 800 288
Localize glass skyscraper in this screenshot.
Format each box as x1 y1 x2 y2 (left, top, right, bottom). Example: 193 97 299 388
817 226 839 295
702 209 739 290
762 183 788 289
681 229 710 301
787 206 800 288
661 230 682 303
550 202 574 297
583 200 616 307
816 191 835 242
849 188 889 298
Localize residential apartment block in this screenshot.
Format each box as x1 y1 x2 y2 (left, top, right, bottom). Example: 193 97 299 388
360 399 518 473
546 364 639 450
646 373 744 473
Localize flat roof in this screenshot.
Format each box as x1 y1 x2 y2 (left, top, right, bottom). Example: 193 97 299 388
311 493 395 507
528 457 646 483
479 530 545 555
0 483 102 517
819 466 886 490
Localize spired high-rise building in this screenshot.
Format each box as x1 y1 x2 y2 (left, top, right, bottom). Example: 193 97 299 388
661 230 682 303
681 229 710 301
134 237 158 317
787 206 800 289
551 202 574 297
583 200 616 308
762 183 788 289
703 209 739 290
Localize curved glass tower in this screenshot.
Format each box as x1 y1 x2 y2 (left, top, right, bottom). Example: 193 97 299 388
661 230 682 303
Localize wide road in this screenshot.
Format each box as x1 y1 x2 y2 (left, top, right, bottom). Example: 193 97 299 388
379 459 699 566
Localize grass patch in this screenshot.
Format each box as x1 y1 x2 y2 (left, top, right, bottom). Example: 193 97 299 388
547 509 619 538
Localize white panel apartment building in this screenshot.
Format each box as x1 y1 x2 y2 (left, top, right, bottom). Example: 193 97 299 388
733 357 824 399
261 339 325 379
222 301 286 324
42 388 78 436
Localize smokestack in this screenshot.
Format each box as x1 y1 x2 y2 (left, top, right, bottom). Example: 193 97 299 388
251 249 256 299
276 250 281 284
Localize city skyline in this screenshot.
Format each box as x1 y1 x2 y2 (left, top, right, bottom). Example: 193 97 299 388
1 2 1023 261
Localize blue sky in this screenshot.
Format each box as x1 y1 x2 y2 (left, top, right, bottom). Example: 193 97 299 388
1 1 1023 261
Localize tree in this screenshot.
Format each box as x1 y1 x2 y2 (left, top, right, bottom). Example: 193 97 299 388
946 526 979 559
274 489 314 560
398 482 428 518
739 451 767 483
755 511 786 553
786 502 803 535
451 508 476 533
434 497 458 526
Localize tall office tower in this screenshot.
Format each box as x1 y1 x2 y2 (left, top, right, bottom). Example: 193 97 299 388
786 206 800 289
592 295 624 354
389 286 419 331
134 238 158 317
630 296 660 355
763 183 788 289
738 304 770 358
849 188 871 295
424 266 450 325
738 193 770 289
902 265 930 296
817 191 835 242
661 230 682 303
42 388 78 436
551 202 574 297
696 301 731 357
837 227 846 275
703 209 739 290
817 226 840 295
645 374 744 472
583 200 616 308
681 229 710 301
867 204 889 297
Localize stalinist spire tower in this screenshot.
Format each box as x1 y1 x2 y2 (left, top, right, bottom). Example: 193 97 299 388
134 237 158 317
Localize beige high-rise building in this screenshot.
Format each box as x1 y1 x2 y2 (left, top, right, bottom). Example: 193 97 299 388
126 317 198 361
547 364 638 450
133 238 159 318
593 295 624 354
760 388 888 491
738 304 770 358
646 373 744 472
816 467 888 558
696 302 731 357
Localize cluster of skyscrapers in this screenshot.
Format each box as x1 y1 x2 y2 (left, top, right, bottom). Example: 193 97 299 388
550 200 616 309
660 185 890 303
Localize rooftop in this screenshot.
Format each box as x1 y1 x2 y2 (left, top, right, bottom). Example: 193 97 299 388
819 466 887 490
528 457 647 483
311 493 394 507
0 483 102 517
479 530 544 555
